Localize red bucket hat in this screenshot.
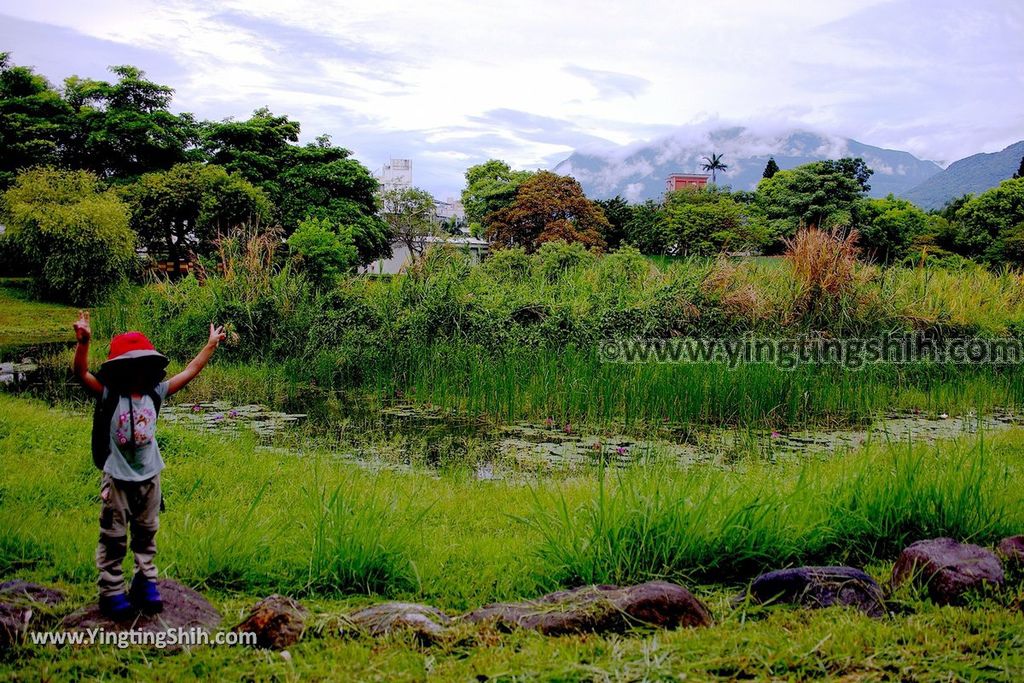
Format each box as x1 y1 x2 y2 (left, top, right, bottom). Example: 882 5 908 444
100 332 169 372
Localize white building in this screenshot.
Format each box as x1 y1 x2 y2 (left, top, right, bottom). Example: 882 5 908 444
376 158 413 192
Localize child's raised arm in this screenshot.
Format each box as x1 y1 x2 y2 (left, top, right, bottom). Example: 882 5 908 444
72 310 104 396
166 324 226 396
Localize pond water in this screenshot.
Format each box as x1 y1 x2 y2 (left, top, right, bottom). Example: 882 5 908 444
2 347 1018 478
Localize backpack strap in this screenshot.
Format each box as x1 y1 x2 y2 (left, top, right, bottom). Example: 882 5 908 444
91 389 120 470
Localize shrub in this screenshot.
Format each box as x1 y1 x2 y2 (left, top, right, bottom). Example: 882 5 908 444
535 240 595 283
0 167 136 304
288 217 358 288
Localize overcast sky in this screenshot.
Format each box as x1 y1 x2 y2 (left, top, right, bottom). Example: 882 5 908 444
2 0 1022 197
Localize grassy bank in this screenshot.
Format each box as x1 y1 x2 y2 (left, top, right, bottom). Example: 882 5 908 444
1 394 1023 680
2 394 1022 603
0 280 77 352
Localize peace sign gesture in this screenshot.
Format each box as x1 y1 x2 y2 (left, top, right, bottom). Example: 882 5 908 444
73 310 92 343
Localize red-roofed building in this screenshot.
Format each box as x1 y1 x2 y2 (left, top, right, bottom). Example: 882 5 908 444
665 173 710 192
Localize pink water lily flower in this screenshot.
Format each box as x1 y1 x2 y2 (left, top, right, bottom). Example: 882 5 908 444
191 404 203 413
616 446 628 456
770 431 781 439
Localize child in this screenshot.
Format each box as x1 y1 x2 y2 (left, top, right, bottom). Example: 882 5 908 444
72 311 226 619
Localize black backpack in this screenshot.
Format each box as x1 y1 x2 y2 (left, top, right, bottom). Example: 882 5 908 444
91 387 163 470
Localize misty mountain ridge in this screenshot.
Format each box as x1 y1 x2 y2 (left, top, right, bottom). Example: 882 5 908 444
553 127 946 203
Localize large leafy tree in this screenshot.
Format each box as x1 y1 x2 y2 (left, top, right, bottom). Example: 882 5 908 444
62 66 200 180
663 186 767 256
461 159 534 234
756 157 874 247
954 178 1024 264
622 200 668 254
852 195 928 263
124 163 271 267
762 157 780 179
487 171 608 252
379 187 438 261
201 107 300 198
594 195 633 249
1 167 136 303
276 136 391 265
0 54 71 189
701 153 728 184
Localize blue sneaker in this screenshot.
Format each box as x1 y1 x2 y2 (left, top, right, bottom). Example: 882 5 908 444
99 593 134 620
129 575 163 615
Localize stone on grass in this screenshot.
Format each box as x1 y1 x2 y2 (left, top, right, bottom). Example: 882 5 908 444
463 580 712 635
997 536 1024 568
747 566 886 617
347 602 452 643
891 538 1004 605
0 581 66 649
233 595 308 649
62 579 221 649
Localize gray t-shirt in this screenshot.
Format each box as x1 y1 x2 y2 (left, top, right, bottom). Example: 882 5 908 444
102 381 169 482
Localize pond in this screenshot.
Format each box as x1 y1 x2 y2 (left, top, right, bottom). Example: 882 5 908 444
2 344 1017 478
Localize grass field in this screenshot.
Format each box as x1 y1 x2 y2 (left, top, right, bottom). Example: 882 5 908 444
0 280 76 352
1 394 1022 680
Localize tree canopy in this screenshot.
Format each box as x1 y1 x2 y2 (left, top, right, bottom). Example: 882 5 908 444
487 171 608 252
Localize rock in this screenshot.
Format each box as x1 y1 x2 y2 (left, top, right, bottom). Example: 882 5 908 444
0 581 66 649
746 566 886 617
463 581 712 635
62 579 221 649
997 536 1024 568
233 595 308 649
891 538 1004 605
347 602 452 643
0 580 66 606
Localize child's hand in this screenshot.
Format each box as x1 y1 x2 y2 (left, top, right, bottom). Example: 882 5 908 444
207 323 227 349
73 310 92 343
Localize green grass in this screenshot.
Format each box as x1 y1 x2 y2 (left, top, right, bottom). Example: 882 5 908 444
1 394 1023 680
0 280 77 352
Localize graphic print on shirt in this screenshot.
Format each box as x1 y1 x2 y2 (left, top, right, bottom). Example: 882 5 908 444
113 403 157 463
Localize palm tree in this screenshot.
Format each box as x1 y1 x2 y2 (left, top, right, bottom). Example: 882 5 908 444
701 153 728 184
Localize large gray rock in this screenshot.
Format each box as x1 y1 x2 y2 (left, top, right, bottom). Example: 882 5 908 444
747 566 886 617
463 581 712 635
891 538 1004 605
0 580 66 649
347 602 452 643
62 579 221 649
233 595 308 650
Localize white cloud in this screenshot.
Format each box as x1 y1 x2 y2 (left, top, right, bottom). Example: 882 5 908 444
3 0 1022 196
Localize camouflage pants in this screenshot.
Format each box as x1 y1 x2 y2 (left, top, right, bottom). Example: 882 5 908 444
96 473 160 598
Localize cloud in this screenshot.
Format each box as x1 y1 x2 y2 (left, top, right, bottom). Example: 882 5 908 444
2 0 1021 197
563 65 651 99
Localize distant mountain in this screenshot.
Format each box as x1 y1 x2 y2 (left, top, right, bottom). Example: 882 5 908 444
900 140 1024 210
553 128 942 202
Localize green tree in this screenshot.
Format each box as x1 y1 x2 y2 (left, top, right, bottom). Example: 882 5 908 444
594 196 633 249
379 187 437 261
622 200 668 254
852 195 928 262
1 167 136 303
663 187 767 256
756 158 874 247
0 54 71 189
62 66 200 180
701 153 728 184
276 136 391 265
955 178 1024 264
124 163 271 267
762 157 780 179
461 159 534 234
201 107 301 198
1013 156 1024 180
487 171 608 252
287 216 358 287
